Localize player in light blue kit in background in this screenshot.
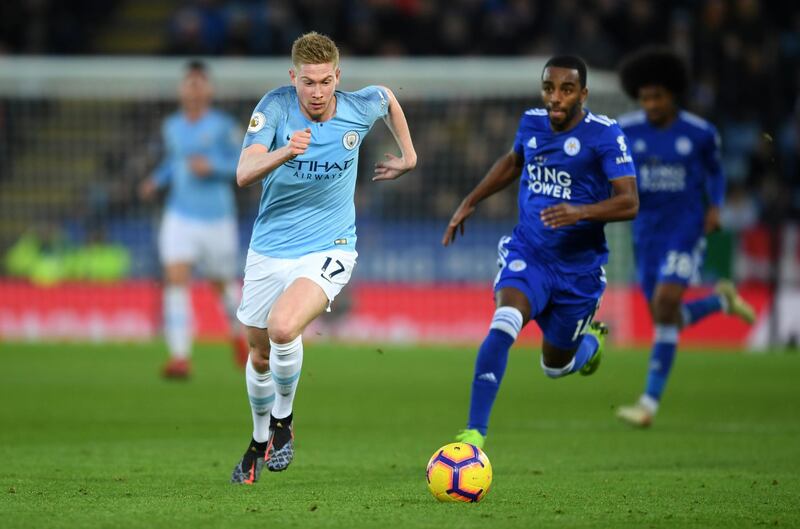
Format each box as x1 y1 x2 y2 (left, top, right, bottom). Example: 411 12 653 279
443 56 639 449
230 32 416 484
614 48 755 428
139 61 249 379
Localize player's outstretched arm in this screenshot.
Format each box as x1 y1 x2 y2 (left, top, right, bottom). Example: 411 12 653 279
373 87 417 182
442 150 523 246
540 175 638 229
236 128 311 187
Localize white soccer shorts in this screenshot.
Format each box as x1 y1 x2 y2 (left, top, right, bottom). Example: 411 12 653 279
158 211 239 280
236 248 357 329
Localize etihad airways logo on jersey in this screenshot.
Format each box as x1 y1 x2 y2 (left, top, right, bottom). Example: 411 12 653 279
284 158 356 180
526 164 572 199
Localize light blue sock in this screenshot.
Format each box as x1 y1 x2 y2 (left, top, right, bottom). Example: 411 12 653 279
682 294 724 327
467 307 523 436
644 324 679 401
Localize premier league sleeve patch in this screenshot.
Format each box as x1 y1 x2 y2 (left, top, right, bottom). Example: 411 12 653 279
247 112 266 133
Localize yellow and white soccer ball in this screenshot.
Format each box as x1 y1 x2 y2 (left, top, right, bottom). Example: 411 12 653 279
425 442 492 503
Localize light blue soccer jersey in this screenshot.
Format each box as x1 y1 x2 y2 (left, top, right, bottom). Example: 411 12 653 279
153 109 241 220
242 85 389 258
512 108 637 272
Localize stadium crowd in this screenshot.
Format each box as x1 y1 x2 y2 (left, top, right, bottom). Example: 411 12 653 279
162 0 800 225
1 0 798 284
3 1 797 219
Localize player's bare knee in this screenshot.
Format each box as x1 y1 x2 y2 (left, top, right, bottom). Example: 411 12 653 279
266 317 300 345
250 349 270 372
652 295 681 324
541 343 575 378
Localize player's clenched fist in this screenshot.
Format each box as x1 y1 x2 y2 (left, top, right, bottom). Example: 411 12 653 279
287 128 312 157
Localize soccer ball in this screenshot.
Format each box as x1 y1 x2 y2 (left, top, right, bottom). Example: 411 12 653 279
425 442 492 503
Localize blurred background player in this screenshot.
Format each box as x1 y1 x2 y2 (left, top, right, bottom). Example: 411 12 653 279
442 56 639 449
139 60 248 379
615 47 756 428
230 32 416 484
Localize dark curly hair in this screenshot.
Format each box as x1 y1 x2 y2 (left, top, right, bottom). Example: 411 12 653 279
618 47 689 101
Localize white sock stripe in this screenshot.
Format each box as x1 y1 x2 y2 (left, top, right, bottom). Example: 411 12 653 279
717 293 730 313
490 321 518 338
164 285 192 358
245 355 275 442
540 355 576 378
489 307 523 339
269 335 303 355
639 394 659 414
654 324 679 344
680 306 691 327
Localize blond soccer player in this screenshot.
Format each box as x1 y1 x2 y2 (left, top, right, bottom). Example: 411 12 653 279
230 32 417 484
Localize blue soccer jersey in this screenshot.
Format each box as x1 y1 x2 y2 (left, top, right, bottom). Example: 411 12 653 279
512 108 637 273
242 85 389 258
618 110 724 244
153 109 241 220
618 110 724 298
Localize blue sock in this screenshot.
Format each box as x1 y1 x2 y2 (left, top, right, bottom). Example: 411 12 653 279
467 307 523 435
682 294 723 327
569 333 599 374
644 325 679 401
540 333 599 378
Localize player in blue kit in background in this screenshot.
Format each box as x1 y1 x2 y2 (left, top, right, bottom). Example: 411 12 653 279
230 32 416 484
443 56 639 449
614 48 755 428
139 61 249 379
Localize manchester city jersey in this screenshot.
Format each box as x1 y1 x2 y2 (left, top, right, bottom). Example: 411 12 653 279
512 108 637 272
617 110 724 243
242 85 389 258
154 109 241 220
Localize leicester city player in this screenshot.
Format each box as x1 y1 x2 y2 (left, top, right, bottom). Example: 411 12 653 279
139 61 249 378
230 32 416 484
615 48 755 428
443 56 639 449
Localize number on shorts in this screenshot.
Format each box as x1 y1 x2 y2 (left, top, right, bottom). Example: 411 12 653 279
661 251 693 279
321 256 346 281
571 318 591 342
571 299 601 342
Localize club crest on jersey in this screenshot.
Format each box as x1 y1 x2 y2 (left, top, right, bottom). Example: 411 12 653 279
675 136 693 155
563 137 581 156
508 259 527 272
342 130 360 150
247 112 266 133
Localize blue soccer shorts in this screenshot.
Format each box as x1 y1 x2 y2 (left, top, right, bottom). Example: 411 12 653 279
493 235 606 350
634 230 706 301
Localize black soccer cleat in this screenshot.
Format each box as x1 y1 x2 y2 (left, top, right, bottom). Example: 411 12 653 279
266 413 294 472
230 438 267 484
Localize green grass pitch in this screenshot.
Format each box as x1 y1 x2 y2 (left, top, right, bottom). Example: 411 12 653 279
1 340 798 528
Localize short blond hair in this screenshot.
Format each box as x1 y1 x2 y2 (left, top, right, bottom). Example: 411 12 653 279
291 32 340 70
